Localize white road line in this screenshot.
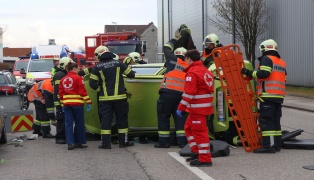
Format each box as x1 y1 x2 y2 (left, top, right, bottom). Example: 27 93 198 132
168 152 215 180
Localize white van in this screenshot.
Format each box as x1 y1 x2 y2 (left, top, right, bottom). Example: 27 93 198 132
22 45 63 91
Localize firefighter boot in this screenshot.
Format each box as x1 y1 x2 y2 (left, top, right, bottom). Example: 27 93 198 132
99 134 111 149
43 133 55 138
253 147 276 153
118 133 134 148
119 141 134 148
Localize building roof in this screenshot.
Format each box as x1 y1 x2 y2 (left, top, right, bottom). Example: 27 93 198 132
104 22 154 37
3 48 31 57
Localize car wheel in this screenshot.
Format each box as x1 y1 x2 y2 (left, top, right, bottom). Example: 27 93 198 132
19 92 29 110
0 124 7 144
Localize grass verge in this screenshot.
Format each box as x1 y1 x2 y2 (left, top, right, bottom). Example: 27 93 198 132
286 86 314 98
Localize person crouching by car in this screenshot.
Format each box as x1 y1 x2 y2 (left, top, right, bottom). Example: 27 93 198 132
59 62 92 150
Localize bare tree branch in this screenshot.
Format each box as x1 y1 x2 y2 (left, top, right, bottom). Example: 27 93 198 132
209 0 270 67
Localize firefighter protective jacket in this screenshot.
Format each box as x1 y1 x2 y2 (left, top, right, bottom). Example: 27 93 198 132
178 60 214 115
59 72 91 106
89 59 135 101
256 55 286 99
160 58 188 95
53 68 67 107
28 79 55 120
78 67 92 77
163 39 178 74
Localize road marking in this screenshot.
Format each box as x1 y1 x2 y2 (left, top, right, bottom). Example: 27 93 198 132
168 152 215 180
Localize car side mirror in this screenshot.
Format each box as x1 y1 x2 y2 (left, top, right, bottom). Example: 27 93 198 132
20 69 26 74
8 67 13 72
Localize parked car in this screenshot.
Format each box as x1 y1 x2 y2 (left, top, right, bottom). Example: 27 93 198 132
0 71 19 95
11 59 29 85
0 105 7 144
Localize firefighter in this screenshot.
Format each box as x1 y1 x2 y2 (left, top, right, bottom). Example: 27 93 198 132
89 45 135 149
163 29 182 74
53 57 74 144
154 47 188 148
27 78 55 138
201 33 223 68
123 52 147 66
177 49 214 167
241 39 287 153
59 62 92 150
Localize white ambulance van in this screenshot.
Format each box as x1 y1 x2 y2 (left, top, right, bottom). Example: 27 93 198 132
23 45 63 91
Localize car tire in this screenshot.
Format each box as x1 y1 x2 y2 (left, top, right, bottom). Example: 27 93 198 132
0 124 7 144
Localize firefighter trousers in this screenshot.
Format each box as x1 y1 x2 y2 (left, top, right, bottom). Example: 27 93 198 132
185 113 212 163
99 99 129 146
32 100 51 134
157 92 187 145
55 105 66 140
259 101 282 149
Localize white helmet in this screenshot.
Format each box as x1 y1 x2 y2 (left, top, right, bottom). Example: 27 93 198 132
128 52 141 63
203 33 219 47
94 45 110 61
112 53 119 60
59 57 74 70
174 47 187 57
259 39 277 54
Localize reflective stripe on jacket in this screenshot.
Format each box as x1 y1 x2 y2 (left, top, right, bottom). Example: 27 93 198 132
257 55 286 98
160 58 188 93
27 82 45 103
178 60 214 115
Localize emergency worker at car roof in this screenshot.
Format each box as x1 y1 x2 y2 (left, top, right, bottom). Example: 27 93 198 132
155 46 188 148
242 39 287 153
53 57 74 144
123 52 147 66
27 78 55 138
89 45 135 149
201 33 223 68
177 49 214 167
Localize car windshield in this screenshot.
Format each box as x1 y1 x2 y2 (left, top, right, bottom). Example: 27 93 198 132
28 59 54 72
131 67 162 75
107 45 136 54
0 74 5 84
7 73 17 84
15 61 29 70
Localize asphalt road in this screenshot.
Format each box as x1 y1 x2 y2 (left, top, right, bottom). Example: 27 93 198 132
0 105 314 180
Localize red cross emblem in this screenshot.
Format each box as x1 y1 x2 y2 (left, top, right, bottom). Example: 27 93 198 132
63 77 73 88
204 73 213 87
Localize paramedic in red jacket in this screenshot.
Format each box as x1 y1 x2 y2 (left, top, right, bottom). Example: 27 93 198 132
59 62 92 150
177 49 214 167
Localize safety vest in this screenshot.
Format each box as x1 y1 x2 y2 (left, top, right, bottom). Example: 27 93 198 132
160 58 188 92
27 82 45 103
38 78 53 94
257 55 286 98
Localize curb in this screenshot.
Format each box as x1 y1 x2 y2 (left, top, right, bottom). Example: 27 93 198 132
282 104 314 113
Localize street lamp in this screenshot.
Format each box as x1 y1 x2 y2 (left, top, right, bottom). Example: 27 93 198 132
112 22 117 32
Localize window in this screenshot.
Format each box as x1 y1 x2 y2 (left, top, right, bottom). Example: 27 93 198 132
14 61 29 71
28 59 54 72
0 75 5 84
131 67 162 75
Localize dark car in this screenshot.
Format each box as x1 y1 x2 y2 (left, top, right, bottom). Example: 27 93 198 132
0 105 7 144
0 71 19 95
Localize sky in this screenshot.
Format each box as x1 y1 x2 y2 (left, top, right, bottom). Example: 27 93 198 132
0 0 158 51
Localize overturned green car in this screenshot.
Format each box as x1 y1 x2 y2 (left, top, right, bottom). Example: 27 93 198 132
83 61 254 142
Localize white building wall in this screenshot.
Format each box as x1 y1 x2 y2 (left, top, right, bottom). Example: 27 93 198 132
158 0 314 86
0 28 3 63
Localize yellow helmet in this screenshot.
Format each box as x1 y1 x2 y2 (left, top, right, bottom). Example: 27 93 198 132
128 52 141 63
174 47 187 56
58 57 74 70
94 45 110 61
203 33 219 47
259 39 277 54
112 53 119 60
123 57 133 65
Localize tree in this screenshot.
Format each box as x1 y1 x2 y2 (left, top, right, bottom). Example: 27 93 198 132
209 0 270 67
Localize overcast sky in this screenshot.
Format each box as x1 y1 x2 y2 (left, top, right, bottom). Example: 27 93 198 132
0 0 157 51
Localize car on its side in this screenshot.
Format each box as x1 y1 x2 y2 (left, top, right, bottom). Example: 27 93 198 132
0 71 19 95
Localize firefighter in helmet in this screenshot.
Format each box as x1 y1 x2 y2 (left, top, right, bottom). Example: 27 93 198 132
89 45 136 149
242 39 287 153
155 47 188 148
201 33 223 68
123 52 147 66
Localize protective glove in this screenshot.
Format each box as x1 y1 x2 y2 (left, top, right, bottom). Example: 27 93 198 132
241 68 253 78
86 104 91 112
176 110 183 117
174 29 181 40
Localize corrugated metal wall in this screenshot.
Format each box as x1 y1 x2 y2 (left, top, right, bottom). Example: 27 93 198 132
158 0 314 87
